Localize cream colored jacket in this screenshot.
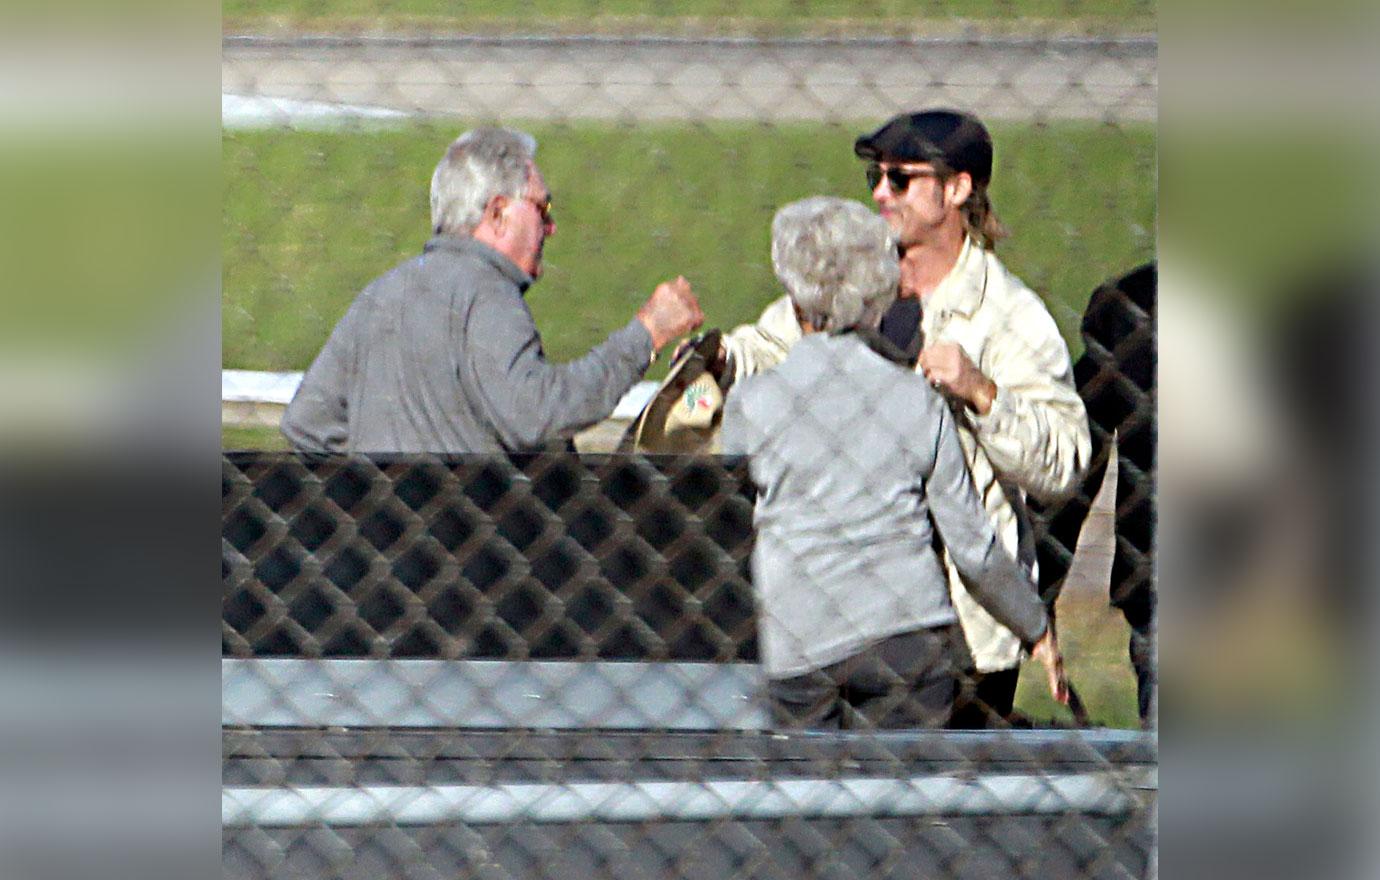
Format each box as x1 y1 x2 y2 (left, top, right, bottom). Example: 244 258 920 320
723 237 1090 671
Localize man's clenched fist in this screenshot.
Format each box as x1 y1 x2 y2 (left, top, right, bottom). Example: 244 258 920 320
637 276 704 352
918 341 998 414
1030 624 1070 706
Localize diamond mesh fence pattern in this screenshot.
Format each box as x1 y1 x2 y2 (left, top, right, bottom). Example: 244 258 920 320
222 31 1156 377
223 451 1156 879
223 454 758 663
222 34 1156 125
224 7 1156 877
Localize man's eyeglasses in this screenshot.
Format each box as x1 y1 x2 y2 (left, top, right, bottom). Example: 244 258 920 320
525 194 554 225
865 163 941 194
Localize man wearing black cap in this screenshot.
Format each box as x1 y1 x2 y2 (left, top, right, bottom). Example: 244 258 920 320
712 110 1090 727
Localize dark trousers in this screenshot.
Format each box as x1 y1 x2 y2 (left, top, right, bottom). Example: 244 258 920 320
1130 615 1157 729
1121 589 1157 728
948 666 1021 729
766 625 971 730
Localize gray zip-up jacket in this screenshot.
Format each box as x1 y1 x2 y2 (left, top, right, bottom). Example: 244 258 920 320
721 331 1048 678
281 236 653 453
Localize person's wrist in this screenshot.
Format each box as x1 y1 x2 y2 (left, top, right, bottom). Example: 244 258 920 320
636 312 666 351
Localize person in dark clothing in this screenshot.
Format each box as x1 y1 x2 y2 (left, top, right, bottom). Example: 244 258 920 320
1033 262 1156 728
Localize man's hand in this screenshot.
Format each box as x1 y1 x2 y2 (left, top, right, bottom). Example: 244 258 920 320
1030 625 1070 705
918 342 997 414
637 276 704 352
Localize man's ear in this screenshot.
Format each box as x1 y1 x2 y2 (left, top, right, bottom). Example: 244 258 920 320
483 195 508 232
947 172 973 209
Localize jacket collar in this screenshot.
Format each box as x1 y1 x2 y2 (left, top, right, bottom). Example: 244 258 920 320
424 235 533 293
830 325 915 368
923 235 988 319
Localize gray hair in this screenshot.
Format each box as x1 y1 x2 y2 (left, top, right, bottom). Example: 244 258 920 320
771 197 900 332
430 127 538 237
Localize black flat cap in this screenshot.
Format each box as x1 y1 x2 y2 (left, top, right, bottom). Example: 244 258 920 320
854 110 994 187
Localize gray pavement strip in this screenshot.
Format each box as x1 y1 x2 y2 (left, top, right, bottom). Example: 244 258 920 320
223 33 1156 123
224 33 1156 50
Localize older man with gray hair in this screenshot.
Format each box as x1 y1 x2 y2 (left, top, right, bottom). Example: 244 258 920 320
283 127 702 453
722 196 1064 729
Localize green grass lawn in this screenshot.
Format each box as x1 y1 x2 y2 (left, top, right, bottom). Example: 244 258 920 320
222 423 291 450
1016 593 1139 728
224 118 1154 379
224 118 1152 729
224 0 1155 34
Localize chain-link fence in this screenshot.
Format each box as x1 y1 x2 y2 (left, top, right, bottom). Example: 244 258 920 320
223 452 1156 878
222 33 1156 385
223 5 1156 877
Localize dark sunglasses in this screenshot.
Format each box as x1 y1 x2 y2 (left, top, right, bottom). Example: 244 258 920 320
865 163 941 193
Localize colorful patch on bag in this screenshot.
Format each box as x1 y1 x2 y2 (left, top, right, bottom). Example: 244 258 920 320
683 384 714 411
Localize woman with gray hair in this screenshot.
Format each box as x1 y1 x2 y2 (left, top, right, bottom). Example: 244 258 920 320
722 196 1064 729
768 196 901 335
